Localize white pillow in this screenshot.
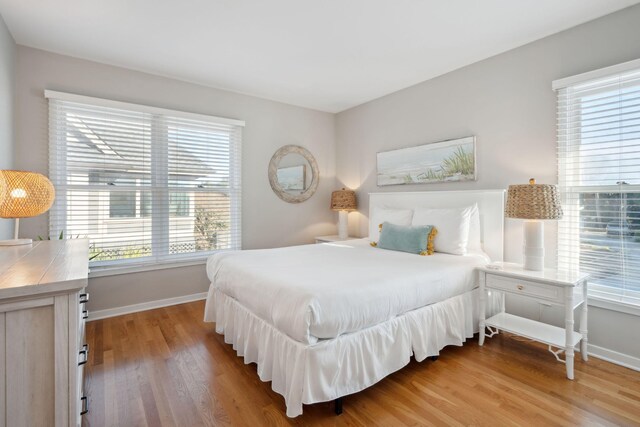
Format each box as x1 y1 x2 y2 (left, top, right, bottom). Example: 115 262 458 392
369 207 413 242
411 206 474 255
467 204 482 252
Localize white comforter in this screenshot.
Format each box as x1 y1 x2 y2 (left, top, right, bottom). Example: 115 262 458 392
205 239 489 345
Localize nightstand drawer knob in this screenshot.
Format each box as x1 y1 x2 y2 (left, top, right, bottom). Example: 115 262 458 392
517 285 524 290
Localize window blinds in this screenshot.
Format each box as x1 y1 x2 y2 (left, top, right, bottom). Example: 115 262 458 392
47 91 243 269
555 61 640 306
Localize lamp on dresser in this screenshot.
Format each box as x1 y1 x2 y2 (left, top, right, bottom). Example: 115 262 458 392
505 178 562 271
0 170 55 246
330 188 357 239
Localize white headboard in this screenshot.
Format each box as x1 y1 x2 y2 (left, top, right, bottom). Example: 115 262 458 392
369 190 505 261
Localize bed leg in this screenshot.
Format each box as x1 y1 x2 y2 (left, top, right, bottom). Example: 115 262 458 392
429 356 439 361
334 398 343 415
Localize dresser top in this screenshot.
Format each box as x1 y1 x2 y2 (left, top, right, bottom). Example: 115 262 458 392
0 239 89 300
477 262 589 287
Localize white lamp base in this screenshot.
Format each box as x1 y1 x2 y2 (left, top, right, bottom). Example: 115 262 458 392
0 219 33 246
338 210 349 239
0 238 33 246
523 220 544 271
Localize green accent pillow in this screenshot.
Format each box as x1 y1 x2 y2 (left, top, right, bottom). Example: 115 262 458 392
376 222 437 256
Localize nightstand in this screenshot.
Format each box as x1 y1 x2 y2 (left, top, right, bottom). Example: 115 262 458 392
314 235 355 244
476 263 589 379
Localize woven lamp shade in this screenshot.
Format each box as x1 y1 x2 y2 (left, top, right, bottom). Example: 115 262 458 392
505 178 562 220
0 173 6 207
331 188 357 211
0 170 55 218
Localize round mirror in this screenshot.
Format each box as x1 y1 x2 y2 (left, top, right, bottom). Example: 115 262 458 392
268 145 319 203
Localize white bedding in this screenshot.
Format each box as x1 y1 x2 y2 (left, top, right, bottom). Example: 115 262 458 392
205 238 489 345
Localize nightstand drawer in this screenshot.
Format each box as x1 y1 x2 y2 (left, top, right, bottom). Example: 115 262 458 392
486 275 560 301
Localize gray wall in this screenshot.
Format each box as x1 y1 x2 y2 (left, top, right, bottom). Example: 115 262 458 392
13 46 337 311
335 5 640 359
0 15 15 240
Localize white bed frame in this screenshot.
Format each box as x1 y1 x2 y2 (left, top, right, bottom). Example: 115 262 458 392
208 189 505 418
369 189 505 261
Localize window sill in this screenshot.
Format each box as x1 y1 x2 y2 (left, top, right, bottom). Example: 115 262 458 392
589 296 640 317
89 258 208 278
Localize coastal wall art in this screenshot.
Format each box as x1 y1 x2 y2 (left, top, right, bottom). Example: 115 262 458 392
377 136 476 186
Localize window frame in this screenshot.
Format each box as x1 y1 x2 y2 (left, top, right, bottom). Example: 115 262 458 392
46 90 244 274
554 58 640 312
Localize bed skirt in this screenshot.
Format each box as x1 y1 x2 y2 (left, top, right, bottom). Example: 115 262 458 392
204 286 502 418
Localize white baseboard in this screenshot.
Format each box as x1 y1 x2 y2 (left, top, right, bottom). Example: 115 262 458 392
88 292 208 321
587 343 640 372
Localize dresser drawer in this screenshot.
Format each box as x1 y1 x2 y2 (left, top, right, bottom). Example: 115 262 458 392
78 363 87 421
75 291 89 424
486 274 561 302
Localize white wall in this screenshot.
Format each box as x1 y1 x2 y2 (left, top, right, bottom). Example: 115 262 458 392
335 5 640 362
0 15 15 240
14 46 337 311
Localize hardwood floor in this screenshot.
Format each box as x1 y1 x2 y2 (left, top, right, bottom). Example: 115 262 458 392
84 300 640 426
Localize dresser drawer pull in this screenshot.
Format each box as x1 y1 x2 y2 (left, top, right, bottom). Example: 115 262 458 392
79 293 90 304
80 396 89 415
82 309 89 320
78 344 89 366
517 285 524 290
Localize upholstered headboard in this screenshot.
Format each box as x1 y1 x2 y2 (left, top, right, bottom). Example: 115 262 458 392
369 190 505 261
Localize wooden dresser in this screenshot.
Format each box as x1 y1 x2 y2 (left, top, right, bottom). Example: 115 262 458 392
0 239 89 427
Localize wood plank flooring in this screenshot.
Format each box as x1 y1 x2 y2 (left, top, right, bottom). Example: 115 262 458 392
83 301 640 426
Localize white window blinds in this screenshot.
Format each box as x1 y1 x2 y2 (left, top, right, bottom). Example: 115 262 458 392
555 59 640 306
47 91 243 270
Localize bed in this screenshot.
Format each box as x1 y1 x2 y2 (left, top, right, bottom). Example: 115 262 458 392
204 190 505 417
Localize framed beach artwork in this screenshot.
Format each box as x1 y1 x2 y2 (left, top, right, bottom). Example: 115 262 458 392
377 136 476 186
277 165 306 191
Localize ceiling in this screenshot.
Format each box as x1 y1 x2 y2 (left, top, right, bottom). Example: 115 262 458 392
1 0 638 113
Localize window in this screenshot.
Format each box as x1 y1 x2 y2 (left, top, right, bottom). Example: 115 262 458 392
109 191 136 218
555 59 640 307
170 192 190 217
110 190 189 219
47 91 243 270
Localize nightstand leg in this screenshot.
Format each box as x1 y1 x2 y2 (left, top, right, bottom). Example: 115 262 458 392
580 280 588 361
479 272 486 346
565 287 575 380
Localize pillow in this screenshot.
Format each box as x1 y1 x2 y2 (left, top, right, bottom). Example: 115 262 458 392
467 204 482 252
368 207 413 242
374 222 437 255
411 206 474 255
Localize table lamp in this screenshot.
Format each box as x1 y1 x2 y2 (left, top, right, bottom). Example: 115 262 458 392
505 178 562 271
0 170 56 246
330 188 357 239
